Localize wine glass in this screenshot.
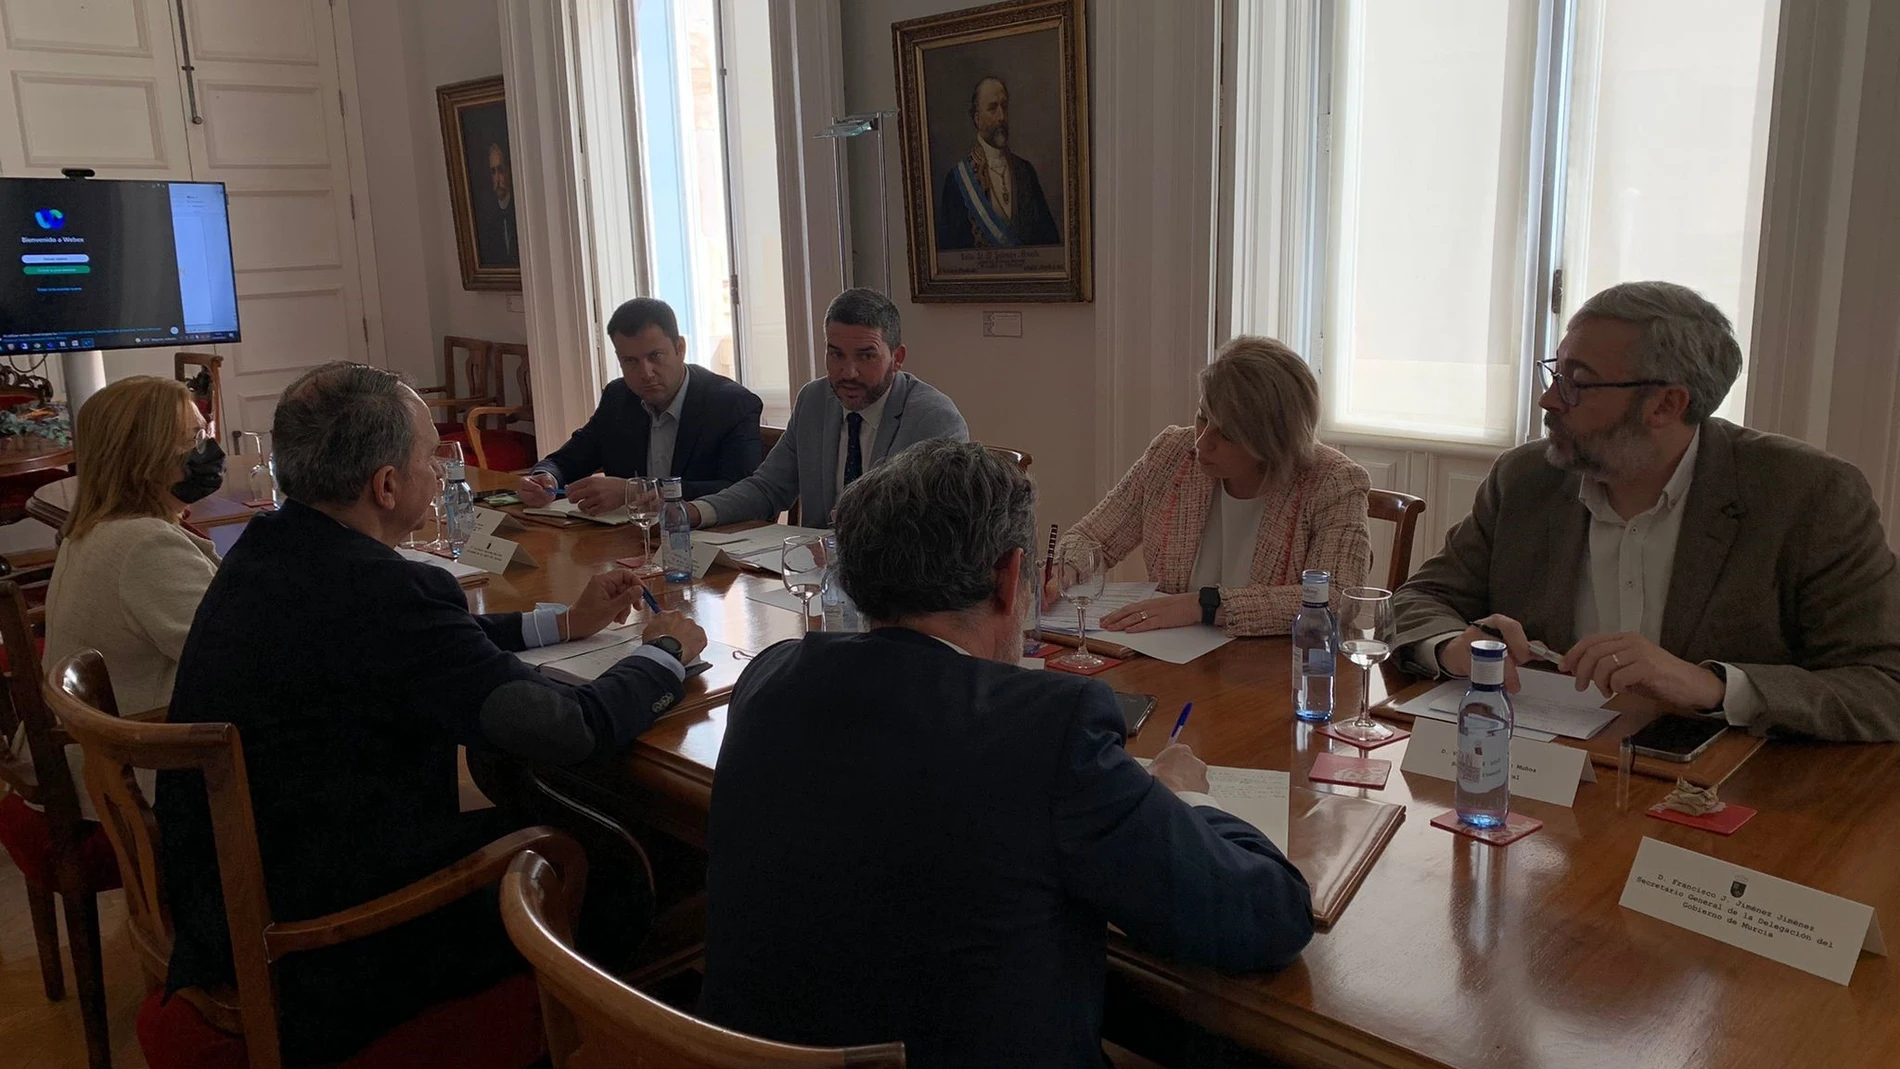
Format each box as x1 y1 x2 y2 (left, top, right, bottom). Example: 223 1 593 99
626 476 661 576
781 535 829 634
1334 587 1396 744
1053 545 1108 670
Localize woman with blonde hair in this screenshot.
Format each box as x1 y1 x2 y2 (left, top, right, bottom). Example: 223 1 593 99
1055 336 1371 636
10 378 225 815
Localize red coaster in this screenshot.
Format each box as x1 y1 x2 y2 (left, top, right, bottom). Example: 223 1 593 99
1309 752 1392 789
1312 720 1411 751
1044 653 1123 677
1431 810 1543 846
1647 803 1757 836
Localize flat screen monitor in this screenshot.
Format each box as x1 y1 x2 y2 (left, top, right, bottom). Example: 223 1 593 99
0 177 241 354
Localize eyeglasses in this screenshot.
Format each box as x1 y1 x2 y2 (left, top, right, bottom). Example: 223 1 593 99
1536 359 1673 407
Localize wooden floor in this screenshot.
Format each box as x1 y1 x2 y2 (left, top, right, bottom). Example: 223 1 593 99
0 853 149 1069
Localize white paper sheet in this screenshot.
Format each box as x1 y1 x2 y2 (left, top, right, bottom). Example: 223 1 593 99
1040 582 1159 633
515 629 642 667
1135 759 1290 852
747 586 815 616
395 547 486 580
1407 669 1618 740
523 499 633 525
1389 681 1560 742
1105 625 1234 665
700 523 830 561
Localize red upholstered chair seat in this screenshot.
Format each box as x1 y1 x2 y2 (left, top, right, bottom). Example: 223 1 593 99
136 971 545 1069
435 423 470 441
0 791 122 892
471 429 537 473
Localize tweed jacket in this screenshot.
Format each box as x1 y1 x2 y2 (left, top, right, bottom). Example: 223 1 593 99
1392 418 1900 742
1058 427 1372 636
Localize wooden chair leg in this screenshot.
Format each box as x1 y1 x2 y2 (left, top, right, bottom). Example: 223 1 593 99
26 883 65 1000
63 890 112 1069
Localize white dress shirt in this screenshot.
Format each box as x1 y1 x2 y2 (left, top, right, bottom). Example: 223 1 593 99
644 372 690 479
836 390 890 498
979 141 1013 219
1412 428 1763 724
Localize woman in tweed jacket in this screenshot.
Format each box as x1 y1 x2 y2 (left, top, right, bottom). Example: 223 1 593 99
1056 336 1371 636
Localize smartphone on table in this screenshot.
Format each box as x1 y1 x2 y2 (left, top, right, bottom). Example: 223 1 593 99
1626 714 1726 762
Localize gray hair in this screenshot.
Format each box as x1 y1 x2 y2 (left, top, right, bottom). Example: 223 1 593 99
833 439 1035 624
272 362 416 506
1569 281 1741 424
825 287 903 349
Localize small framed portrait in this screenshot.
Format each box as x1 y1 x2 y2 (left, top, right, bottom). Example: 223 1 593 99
436 76 522 292
893 0 1092 302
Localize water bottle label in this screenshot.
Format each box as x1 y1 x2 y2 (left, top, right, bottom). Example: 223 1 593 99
1301 647 1334 676
1458 741 1508 792
443 461 465 480
1301 581 1328 606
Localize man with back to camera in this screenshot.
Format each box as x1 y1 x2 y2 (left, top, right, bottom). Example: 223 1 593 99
156 361 707 1064
517 296 763 515
684 287 968 528
1392 280 1900 742
699 439 1314 1068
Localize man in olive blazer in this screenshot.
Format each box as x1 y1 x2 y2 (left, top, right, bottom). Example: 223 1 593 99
1394 282 1900 743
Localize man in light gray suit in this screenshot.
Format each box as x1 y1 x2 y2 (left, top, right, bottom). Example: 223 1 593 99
1393 280 1900 743
686 288 968 529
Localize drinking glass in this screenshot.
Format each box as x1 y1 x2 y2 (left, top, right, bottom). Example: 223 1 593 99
1334 587 1396 744
1053 545 1108 670
431 441 465 555
626 476 662 575
782 535 829 634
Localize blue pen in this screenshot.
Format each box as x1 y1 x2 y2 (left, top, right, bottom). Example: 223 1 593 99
639 585 662 615
1166 701 1194 743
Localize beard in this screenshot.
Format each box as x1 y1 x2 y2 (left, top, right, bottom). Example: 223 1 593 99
1544 396 1654 478
832 372 894 410
980 121 1010 151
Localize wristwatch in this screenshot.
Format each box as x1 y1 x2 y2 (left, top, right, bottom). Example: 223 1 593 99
647 635 685 663
1199 586 1221 626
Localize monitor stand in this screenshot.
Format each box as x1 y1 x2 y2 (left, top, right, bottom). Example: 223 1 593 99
61 348 106 413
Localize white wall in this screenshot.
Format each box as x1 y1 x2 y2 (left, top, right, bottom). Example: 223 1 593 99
351 0 526 391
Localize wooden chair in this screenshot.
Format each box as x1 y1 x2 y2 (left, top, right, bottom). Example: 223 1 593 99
500 848 907 1069
465 342 538 472
43 647 590 1069
0 582 120 1068
1367 488 1426 591
418 336 497 448
759 425 785 456
982 445 1032 474
175 352 225 444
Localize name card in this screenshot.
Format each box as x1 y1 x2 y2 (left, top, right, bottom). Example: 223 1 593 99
1620 837 1885 984
472 506 520 538
1399 717 1594 807
459 532 539 574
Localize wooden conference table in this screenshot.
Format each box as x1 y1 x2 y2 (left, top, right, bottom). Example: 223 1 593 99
459 472 1900 1067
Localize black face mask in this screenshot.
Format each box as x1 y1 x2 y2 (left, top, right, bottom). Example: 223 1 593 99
172 438 226 504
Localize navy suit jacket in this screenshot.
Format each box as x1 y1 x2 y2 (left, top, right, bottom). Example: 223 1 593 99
700 628 1313 1069
539 364 763 499
157 501 681 1061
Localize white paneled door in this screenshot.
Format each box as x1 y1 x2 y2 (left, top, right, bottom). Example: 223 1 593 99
0 0 375 434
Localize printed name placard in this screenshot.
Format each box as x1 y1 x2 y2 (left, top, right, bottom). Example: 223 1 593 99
459 533 538 574
1399 717 1594 807
1619 837 1885 984
472 506 521 538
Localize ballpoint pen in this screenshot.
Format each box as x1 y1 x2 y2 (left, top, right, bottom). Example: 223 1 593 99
1166 701 1195 744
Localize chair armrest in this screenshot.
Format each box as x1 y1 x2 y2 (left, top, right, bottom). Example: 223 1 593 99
464 404 529 426
266 826 585 957
422 395 494 411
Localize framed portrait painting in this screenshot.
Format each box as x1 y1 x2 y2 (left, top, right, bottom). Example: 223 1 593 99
894 0 1092 302
436 76 522 292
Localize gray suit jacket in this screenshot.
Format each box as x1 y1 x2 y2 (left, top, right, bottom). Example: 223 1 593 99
1392 418 1900 742
692 371 969 527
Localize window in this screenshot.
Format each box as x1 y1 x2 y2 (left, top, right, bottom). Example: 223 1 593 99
630 0 792 423
1232 0 1779 447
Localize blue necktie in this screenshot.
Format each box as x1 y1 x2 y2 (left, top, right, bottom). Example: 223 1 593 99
844 411 864 487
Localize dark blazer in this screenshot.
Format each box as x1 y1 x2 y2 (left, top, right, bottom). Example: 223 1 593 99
157 500 682 1062
936 149 1061 250
536 364 763 499
1392 418 1900 742
700 628 1313 1069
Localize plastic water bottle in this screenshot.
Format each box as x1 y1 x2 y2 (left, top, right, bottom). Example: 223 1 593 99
440 454 474 558
1290 569 1335 722
660 477 693 583
1456 639 1514 829
819 534 861 632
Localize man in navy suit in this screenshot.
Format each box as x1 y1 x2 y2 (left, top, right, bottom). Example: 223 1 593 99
518 297 763 514
700 440 1313 1069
